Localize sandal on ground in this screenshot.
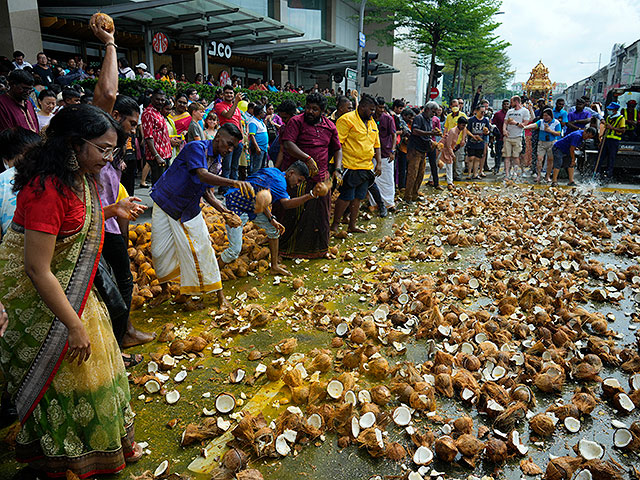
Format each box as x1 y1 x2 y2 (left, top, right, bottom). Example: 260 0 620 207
551 182 558 187
122 353 143 368
139 183 150 188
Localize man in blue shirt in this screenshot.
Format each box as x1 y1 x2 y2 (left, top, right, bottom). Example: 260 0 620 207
220 162 327 276
150 124 254 308
551 127 597 187
553 98 569 131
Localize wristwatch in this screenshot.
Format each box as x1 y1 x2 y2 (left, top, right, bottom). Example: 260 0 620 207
335 168 344 175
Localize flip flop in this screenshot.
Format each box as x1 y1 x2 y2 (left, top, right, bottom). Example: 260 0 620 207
122 353 143 368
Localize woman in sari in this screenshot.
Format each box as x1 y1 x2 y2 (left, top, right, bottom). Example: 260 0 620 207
169 93 192 137
0 104 142 478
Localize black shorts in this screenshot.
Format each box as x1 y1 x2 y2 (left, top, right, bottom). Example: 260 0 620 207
338 169 375 201
467 146 484 158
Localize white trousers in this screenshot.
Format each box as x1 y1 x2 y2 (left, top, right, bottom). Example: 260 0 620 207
150 203 222 295
372 157 396 207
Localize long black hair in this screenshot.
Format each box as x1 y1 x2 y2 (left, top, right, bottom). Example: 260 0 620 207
0 127 41 166
14 104 124 194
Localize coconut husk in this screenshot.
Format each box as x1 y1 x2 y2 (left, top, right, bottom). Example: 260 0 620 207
493 402 527 433
434 436 458 462
583 459 624 480
384 442 407 461
520 457 544 475
484 437 508 464
253 427 275 458
390 382 415 404
337 372 356 392
221 447 248 472
546 403 580 421
291 386 310 405
266 362 283 382
530 413 556 437
571 388 598 415
349 327 367 344
236 469 264 480
453 416 473 435
309 353 332 373
410 429 434 448
367 357 389 380
455 433 484 458
534 372 564 393
370 386 392 406
157 323 175 342
308 381 328 405
276 338 298 355
282 368 303 388
180 420 221 447
543 456 583 480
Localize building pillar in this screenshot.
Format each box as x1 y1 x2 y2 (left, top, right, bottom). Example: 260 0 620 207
295 62 299 86
0 0 43 63
143 24 154 74
200 40 209 77
267 54 273 81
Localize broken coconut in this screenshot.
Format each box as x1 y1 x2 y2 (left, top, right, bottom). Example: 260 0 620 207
215 393 236 414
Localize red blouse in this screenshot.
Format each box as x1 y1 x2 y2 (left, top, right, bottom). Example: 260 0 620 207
14 177 85 236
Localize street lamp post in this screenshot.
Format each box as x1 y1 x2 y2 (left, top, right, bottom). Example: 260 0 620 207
355 0 367 92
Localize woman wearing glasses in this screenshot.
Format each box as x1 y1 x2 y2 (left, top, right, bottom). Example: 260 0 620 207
0 104 144 477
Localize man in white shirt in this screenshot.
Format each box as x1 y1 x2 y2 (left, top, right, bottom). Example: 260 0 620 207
502 95 530 180
12 51 32 70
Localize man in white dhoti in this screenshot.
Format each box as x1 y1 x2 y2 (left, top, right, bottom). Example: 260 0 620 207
150 124 253 307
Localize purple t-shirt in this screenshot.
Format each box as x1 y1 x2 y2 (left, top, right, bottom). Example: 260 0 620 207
151 140 219 222
567 110 591 132
377 112 397 158
280 114 342 182
98 162 122 235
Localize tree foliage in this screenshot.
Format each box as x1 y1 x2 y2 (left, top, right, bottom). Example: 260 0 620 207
366 0 507 101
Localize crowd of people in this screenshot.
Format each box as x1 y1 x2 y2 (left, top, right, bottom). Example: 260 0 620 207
1 15 640 478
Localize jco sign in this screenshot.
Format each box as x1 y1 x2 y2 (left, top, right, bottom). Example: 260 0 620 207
210 41 232 59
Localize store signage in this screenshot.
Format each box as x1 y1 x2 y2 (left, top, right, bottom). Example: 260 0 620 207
211 41 232 59
152 32 169 54
219 70 231 85
359 32 366 48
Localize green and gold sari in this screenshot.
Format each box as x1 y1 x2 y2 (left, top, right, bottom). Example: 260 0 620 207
0 177 135 478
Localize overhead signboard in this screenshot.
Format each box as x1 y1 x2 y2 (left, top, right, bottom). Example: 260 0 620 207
210 41 232 59
152 32 168 54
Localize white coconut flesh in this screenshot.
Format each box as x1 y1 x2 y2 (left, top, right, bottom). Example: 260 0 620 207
460 342 474 355
359 411 376 429
174 370 187 383
344 390 357 406
491 366 506 381
373 308 387 322
616 393 635 412
154 460 169 478
613 428 633 448
475 332 488 343
393 406 412 426
327 380 344 399
611 419 628 429
578 439 605 460
398 293 409 305
413 446 433 465
230 369 245 383
358 390 372 404
336 323 349 336
144 379 161 394
217 417 231 431
351 416 360 438
155 373 169 383
603 377 622 389
512 385 531 401
283 429 297 443
564 417 581 433
161 354 175 367
461 388 476 402
374 428 384 449
511 431 529 455
215 393 236 413
202 408 215 416
631 373 640 391
165 390 180 404
307 414 323 430
147 361 159 373
407 472 423 480
437 325 452 337
275 434 291 456
486 399 505 413
574 469 593 480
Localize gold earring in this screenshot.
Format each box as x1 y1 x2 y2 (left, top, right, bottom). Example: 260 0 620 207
67 151 80 171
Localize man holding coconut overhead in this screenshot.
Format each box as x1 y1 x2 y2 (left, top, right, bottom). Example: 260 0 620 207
220 162 327 276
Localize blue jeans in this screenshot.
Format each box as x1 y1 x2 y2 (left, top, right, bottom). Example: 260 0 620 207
249 150 267 175
221 142 242 191
220 211 279 264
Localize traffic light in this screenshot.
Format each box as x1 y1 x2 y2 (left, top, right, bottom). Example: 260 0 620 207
431 63 444 87
363 51 379 88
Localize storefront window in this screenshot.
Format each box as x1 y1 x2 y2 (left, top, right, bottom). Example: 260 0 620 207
279 0 326 41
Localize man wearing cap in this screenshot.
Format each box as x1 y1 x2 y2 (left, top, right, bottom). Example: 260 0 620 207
621 99 638 141
600 102 626 180
135 63 153 80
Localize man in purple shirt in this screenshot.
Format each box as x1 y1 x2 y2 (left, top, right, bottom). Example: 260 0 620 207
373 97 397 210
150 125 253 308
0 70 39 133
275 93 343 259
566 98 592 133
491 99 509 174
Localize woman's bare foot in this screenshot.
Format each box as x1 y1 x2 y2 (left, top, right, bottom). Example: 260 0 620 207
149 289 172 307
217 291 231 310
126 442 143 464
121 327 156 348
347 226 367 233
271 265 292 276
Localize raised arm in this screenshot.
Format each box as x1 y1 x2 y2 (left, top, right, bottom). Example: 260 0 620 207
90 18 118 114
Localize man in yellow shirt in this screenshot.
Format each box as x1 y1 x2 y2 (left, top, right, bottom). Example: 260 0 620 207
443 99 467 180
331 94 381 234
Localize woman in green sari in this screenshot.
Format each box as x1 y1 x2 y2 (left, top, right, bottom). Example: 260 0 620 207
0 104 143 478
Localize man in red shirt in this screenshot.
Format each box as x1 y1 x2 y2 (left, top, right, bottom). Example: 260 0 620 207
141 89 172 184
491 99 509 174
214 85 244 191
0 70 39 133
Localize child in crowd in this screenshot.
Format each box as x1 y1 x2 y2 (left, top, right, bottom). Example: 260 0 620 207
186 102 205 142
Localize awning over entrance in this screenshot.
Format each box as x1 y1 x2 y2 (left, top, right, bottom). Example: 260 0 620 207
233 39 399 75
39 0 304 47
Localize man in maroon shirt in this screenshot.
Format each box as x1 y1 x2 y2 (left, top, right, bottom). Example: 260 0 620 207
491 99 509 174
0 70 39 133
275 92 343 259
214 85 244 190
